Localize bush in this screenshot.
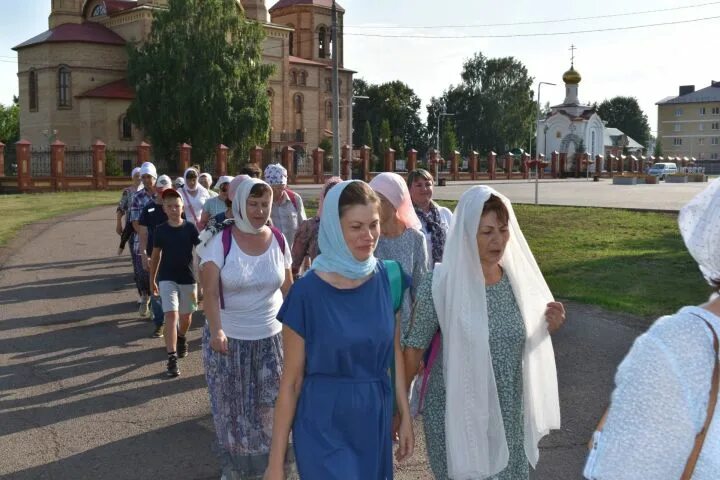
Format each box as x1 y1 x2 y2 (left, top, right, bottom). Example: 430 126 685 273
105 151 123 176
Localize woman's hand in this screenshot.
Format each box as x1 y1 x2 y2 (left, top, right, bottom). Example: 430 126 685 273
116 222 123 236
210 329 229 355
151 281 159 297
263 466 285 480
395 412 414 462
545 301 566 334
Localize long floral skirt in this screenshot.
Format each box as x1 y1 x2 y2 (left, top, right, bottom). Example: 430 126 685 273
202 326 296 479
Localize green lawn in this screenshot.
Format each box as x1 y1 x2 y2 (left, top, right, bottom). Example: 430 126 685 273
0 191 122 246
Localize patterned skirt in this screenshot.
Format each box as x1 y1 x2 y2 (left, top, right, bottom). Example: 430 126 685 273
202 326 296 479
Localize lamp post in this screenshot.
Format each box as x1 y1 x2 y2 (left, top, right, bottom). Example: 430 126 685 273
534 81 556 205
436 110 455 186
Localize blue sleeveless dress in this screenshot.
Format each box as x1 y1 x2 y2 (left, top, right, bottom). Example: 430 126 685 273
277 263 395 480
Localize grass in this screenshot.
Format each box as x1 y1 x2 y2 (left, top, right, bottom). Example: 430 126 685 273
0 191 122 246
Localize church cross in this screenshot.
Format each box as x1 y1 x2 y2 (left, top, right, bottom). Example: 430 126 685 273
569 44 577 67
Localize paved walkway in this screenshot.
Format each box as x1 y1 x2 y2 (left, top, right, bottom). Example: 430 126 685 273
0 205 647 479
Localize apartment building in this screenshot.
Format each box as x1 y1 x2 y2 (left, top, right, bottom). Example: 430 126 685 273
657 82 720 161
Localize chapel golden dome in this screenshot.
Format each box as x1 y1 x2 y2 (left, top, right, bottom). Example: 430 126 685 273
563 66 582 85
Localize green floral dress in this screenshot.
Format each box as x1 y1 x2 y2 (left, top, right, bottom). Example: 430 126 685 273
403 271 528 480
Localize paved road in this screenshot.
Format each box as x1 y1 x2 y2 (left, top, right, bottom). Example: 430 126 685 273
293 177 710 211
0 205 647 479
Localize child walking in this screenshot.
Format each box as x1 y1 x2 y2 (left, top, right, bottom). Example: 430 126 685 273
150 188 201 377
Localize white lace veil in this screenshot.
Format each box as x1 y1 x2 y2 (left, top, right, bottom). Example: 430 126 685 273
431 186 560 479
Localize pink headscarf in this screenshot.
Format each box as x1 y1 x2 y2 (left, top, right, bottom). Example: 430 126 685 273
227 175 250 202
369 172 422 230
317 176 343 217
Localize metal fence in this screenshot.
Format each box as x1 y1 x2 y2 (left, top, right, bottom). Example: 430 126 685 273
295 153 313 176
107 149 137 176
65 147 93 176
30 147 51 176
4 144 17 176
698 161 720 175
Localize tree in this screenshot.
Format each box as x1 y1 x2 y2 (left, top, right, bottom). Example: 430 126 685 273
127 0 273 167
362 120 373 150
441 119 458 160
0 96 19 144
377 119 392 153
596 97 651 150
654 137 664 158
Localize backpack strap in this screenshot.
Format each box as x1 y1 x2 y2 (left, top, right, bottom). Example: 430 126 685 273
382 259 403 312
419 331 442 413
218 227 232 310
285 189 299 212
269 226 286 255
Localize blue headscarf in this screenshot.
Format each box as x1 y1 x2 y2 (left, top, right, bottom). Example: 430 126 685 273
311 180 378 279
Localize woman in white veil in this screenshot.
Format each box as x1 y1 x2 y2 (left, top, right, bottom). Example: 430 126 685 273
403 185 564 479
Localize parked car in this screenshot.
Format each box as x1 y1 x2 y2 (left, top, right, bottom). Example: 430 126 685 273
648 162 678 180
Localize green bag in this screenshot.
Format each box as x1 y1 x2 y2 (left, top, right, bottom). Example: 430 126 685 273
383 259 405 416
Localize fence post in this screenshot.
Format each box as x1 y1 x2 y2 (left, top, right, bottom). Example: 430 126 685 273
215 144 229 177
179 143 192 173
250 145 264 170
488 151 497 180
505 153 513 180
137 141 151 167
618 155 625 175
282 146 295 184
538 154 546 179
313 147 325 183
551 151 559 178
51 140 66 191
558 152 567 178
384 148 395 172
595 155 603 178
341 144 351 181
450 150 460 180
0 142 4 176
469 151 478 180
92 140 107 189
16 139 31 192
407 148 417 174
360 146 371 182
521 152 530 179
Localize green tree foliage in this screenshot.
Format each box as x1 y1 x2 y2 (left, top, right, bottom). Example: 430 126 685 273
428 52 536 156
127 0 273 167
362 120 373 150
441 119 458 160
377 119 392 153
0 96 20 144
654 137 664 158
596 96 651 150
352 78 428 154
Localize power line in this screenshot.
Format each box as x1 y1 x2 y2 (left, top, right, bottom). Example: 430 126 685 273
344 14 720 39
344 1 720 29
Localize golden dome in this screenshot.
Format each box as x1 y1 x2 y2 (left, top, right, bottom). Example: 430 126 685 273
562 66 582 85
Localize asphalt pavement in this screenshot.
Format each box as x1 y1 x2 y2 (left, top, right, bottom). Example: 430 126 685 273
0 202 650 479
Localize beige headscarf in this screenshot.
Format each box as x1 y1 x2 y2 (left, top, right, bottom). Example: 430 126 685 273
679 177 720 286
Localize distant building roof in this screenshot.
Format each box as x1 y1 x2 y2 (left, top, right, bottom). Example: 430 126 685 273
604 127 644 150
289 55 327 67
13 22 126 51
77 79 134 100
104 0 139 15
270 0 345 13
656 82 720 105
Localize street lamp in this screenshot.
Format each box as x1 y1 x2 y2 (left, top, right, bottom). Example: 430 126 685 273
534 81 556 205
436 110 455 186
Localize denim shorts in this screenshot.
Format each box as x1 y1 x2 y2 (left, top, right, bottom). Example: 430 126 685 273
159 281 197 314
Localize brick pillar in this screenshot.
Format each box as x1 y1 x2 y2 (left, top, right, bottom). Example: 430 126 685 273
16 139 31 192
51 140 66 190
595 155 603 178
469 151 478 180
360 145 371 182
215 144 229 177
282 146 295 183
250 145 264 169
521 153 530 179
450 150 460 180
384 148 395 172
179 143 192 172
313 147 325 184
407 148 418 173
505 153 513 180
538 154 546 179
618 155 625 175
576 153 585 177
428 149 440 182
137 141 151 167
551 151 559 178
341 144 352 181
607 155 615 178
559 153 567 178
92 140 107 189
488 151 497 180
0 142 4 176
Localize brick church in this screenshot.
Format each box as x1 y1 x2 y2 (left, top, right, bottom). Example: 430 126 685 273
14 0 355 161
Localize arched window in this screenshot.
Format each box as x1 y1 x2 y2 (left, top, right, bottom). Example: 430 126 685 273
294 94 303 114
290 70 297 86
120 114 132 140
318 26 327 58
28 69 38 112
325 100 332 119
91 3 107 17
57 65 71 108
299 71 307 86
325 78 331 92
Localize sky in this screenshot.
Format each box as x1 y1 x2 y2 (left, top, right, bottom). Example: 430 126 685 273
1 0 719 143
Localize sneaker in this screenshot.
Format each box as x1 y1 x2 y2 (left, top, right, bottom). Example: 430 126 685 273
166 355 180 378
177 335 188 358
138 299 150 318
151 325 164 338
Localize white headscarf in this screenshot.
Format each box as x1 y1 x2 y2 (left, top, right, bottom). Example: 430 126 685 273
232 178 272 234
679 177 720 286
432 186 560 479
184 168 201 193
369 172 422 230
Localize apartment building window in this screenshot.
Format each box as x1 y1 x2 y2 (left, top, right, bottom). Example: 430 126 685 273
674 124 682 132
700 107 706 115
712 122 720 130
675 108 683 116
673 138 682 145
699 152 705 160
712 153 719 160
713 107 720 115
699 123 705 131
699 138 705 145
712 137 720 145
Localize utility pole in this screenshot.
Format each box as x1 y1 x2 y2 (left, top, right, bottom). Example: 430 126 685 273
331 0 341 176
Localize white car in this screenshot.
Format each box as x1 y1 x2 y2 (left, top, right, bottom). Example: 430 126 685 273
648 162 678 180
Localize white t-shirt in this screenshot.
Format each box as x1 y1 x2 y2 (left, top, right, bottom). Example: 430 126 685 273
199 230 291 340
420 205 453 269
181 186 211 226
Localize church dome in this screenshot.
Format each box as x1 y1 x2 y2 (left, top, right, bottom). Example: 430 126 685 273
563 66 581 85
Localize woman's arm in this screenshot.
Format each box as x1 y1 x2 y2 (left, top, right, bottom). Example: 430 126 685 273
149 249 161 296
394 317 414 462
402 347 425 394
290 221 311 278
198 210 211 232
281 268 293 298
265 326 306 478
200 262 228 354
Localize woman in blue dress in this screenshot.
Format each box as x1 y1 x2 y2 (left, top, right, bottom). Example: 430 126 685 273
265 180 414 480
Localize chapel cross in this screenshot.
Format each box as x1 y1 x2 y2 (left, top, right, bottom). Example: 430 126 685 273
569 44 577 66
